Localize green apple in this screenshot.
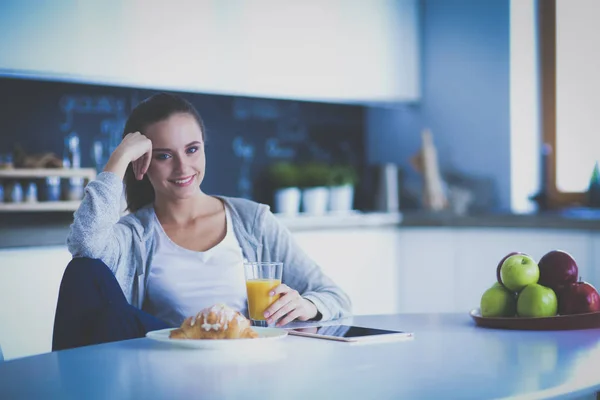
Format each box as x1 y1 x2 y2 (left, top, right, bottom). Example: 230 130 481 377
480 283 517 317
500 254 540 292
517 283 558 317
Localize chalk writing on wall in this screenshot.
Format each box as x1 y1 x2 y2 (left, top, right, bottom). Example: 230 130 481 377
59 95 126 132
265 138 295 159
232 136 255 199
59 94 128 171
233 98 279 121
0 77 365 202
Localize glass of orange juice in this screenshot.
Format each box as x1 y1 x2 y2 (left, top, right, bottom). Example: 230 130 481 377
244 262 283 327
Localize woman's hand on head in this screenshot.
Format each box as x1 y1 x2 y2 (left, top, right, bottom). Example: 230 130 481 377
105 132 153 180
263 284 318 327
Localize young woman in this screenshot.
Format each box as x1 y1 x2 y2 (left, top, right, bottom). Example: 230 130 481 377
52 93 351 351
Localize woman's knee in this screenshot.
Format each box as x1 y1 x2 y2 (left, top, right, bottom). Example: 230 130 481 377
62 257 113 282
59 257 128 307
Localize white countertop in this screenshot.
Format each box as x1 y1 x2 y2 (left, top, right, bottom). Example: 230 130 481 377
277 211 403 231
1 313 600 399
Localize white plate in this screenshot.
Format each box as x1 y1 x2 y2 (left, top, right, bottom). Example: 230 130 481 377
145 327 288 350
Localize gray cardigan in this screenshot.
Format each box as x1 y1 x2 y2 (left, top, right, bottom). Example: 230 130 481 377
67 172 352 322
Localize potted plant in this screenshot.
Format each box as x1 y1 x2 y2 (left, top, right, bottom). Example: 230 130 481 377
328 165 358 213
298 162 331 215
268 162 301 216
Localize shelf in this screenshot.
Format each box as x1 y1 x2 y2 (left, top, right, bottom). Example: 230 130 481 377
0 168 97 180
0 169 94 213
0 201 81 212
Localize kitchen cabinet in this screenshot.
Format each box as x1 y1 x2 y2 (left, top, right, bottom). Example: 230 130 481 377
295 227 599 316
395 228 457 313
292 227 402 316
296 226 599 317
392 228 594 314
0 246 71 360
0 1 420 104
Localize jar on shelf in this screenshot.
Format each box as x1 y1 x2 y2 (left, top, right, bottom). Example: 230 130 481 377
25 182 38 203
66 177 84 201
10 182 23 203
45 177 61 201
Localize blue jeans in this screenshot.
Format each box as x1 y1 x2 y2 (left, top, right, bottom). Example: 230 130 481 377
52 257 170 351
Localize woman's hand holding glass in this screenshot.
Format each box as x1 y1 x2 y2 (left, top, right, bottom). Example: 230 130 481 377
264 284 318 327
104 132 153 180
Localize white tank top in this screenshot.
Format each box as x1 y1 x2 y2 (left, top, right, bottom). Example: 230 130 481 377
144 205 248 327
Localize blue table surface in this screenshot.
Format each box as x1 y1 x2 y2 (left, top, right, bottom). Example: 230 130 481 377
1 313 600 400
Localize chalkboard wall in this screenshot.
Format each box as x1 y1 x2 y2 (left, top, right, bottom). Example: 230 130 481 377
0 77 367 208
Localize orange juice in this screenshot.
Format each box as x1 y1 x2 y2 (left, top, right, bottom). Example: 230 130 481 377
246 279 281 320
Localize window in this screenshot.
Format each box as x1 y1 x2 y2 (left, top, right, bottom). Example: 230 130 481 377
510 0 540 213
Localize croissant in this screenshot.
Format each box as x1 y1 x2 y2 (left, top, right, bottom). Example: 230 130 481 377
169 304 259 340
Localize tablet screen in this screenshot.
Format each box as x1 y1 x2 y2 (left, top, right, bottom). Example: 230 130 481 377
289 325 409 339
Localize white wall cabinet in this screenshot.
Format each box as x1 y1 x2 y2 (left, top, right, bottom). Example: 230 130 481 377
0 0 420 104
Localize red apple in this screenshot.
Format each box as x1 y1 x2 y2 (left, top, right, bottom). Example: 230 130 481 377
496 252 524 287
538 250 579 293
558 279 600 315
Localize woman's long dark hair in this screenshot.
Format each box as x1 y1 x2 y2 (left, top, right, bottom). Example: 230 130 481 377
122 93 206 212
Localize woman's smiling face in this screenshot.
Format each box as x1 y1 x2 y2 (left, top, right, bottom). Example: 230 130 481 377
144 112 206 202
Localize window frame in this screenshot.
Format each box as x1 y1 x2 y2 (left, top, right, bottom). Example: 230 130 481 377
538 0 588 208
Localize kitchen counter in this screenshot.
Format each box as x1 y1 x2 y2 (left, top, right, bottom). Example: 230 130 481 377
400 210 600 230
276 211 403 231
1 209 600 249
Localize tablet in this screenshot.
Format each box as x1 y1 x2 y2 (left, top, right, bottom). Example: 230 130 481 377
286 325 414 343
